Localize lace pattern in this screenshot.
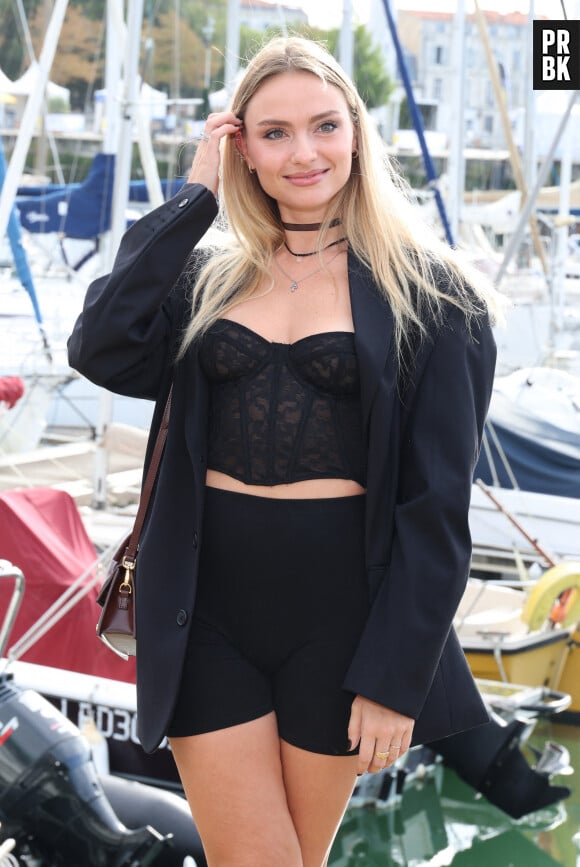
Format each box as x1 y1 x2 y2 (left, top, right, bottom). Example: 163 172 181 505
199 319 366 486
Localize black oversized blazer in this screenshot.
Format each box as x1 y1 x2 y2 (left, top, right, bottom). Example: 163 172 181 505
68 184 496 754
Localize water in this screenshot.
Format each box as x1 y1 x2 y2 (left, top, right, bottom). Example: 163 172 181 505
330 721 580 866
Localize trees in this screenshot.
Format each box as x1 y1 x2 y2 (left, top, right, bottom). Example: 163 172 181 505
0 0 392 116
239 22 393 111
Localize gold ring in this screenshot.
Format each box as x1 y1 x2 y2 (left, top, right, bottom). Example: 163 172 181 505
375 750 390 760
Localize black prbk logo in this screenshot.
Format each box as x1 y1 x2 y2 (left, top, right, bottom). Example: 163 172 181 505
533 21 580 89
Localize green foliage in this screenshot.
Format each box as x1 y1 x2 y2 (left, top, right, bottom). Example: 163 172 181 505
48 96 69 113
352 26 393 109
0 0 42 78
238 22 392 110
70 0 104 22
0 0 392 115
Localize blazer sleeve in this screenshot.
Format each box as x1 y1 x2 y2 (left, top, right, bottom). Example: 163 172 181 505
343 300 497 719
67 183 218 400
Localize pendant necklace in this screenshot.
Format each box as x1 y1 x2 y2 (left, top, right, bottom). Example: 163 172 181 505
276 244 346 293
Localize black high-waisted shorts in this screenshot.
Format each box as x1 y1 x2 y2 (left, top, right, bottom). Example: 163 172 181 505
167 487 369 755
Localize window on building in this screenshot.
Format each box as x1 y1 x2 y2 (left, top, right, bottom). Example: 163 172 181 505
433 78 443 100
484 115 494 133
486 80 494 107
434 45 445 64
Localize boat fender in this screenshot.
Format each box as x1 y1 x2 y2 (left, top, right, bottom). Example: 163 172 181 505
521 562 580 630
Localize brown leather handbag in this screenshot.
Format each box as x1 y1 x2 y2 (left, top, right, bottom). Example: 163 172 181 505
96 390 172 658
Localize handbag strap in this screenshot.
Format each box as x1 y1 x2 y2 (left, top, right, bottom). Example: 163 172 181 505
122 386 173 567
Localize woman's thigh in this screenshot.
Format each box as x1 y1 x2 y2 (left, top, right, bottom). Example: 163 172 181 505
170 712 358 867
280 740 358 867
170 712 302 867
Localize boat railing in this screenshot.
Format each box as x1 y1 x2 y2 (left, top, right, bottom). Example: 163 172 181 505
0 560 25 660
0 535 126 664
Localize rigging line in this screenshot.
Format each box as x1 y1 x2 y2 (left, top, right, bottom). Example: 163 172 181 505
485 419 521 491
481 429 500 487
13 0 35 64
13 0 66 184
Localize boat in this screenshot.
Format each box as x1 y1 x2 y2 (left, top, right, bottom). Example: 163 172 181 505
456 563 580 721
0 656 204 865
0 486 573 828
476 367 580 500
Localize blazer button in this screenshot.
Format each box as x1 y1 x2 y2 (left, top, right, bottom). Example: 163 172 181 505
193 531 199 548
176 609 188 626
177 197 189 208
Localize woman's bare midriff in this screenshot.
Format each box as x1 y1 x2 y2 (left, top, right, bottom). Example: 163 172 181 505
205 469 366 499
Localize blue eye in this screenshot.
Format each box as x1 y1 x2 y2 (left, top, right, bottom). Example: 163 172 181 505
319 121 339 133
264 128 286 140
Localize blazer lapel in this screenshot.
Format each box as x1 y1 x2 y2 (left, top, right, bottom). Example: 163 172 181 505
349 250 395 433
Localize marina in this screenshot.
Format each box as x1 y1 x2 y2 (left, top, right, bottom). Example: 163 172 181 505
1 0 580 864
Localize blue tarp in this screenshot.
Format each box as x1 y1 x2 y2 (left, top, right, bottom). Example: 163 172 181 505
16 152 116 238
0 138 43 326
476 396 580 499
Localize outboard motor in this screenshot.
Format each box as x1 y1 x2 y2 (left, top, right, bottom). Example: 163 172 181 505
0 674 171 866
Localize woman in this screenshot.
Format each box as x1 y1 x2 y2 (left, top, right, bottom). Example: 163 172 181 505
69 36 499 867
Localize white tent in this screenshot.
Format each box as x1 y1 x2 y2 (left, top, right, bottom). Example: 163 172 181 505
94 79 168 133
8 62 70 105
0 66 14 92
0 62 70 127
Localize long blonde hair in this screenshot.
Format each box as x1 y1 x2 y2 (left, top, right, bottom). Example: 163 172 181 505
180 36 501 359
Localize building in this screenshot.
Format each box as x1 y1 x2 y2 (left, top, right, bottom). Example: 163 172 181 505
396 9 532 150
239 0 308 33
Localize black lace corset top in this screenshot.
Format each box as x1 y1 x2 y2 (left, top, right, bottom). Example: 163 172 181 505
198 319 367 486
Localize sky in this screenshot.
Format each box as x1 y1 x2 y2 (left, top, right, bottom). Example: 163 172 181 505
284 0 573 30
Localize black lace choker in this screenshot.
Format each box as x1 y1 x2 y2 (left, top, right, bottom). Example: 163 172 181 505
281 218 342 232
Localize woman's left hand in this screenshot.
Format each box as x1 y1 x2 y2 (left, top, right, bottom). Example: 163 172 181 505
348 695 415 775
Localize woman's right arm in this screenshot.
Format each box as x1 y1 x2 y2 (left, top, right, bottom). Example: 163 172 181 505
67 183 218 400
68 112 241 400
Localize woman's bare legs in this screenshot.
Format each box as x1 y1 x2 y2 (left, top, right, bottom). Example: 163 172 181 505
279 739 358 867
170 712 358 867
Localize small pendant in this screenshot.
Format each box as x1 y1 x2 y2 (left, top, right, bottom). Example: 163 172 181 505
290 281 298 292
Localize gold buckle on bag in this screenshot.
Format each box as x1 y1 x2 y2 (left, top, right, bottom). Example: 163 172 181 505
119 557 135 594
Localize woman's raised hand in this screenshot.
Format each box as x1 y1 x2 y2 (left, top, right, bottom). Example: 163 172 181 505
348 695 415 775
187 112 243 196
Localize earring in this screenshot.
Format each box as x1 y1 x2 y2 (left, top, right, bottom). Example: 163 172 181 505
248 165 256 174
352 149 359 159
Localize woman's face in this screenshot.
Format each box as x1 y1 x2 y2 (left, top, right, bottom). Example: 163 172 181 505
240 71 356 224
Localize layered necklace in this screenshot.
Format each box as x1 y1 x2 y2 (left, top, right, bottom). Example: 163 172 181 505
276 244 346 293
277 218 347 292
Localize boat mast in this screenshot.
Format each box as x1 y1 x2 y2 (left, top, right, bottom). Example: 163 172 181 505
447 0 466 240
225 0 240 95
380 0 455 246
551 98 574 349
0 0 68 242
472 0 548 276
92 0 145 510
494 92 578 288
339 0 354 79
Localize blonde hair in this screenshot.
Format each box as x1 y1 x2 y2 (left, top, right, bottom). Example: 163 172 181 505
179 36 501 360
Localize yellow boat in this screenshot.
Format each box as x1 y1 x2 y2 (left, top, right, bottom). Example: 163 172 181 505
457 562 580 718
